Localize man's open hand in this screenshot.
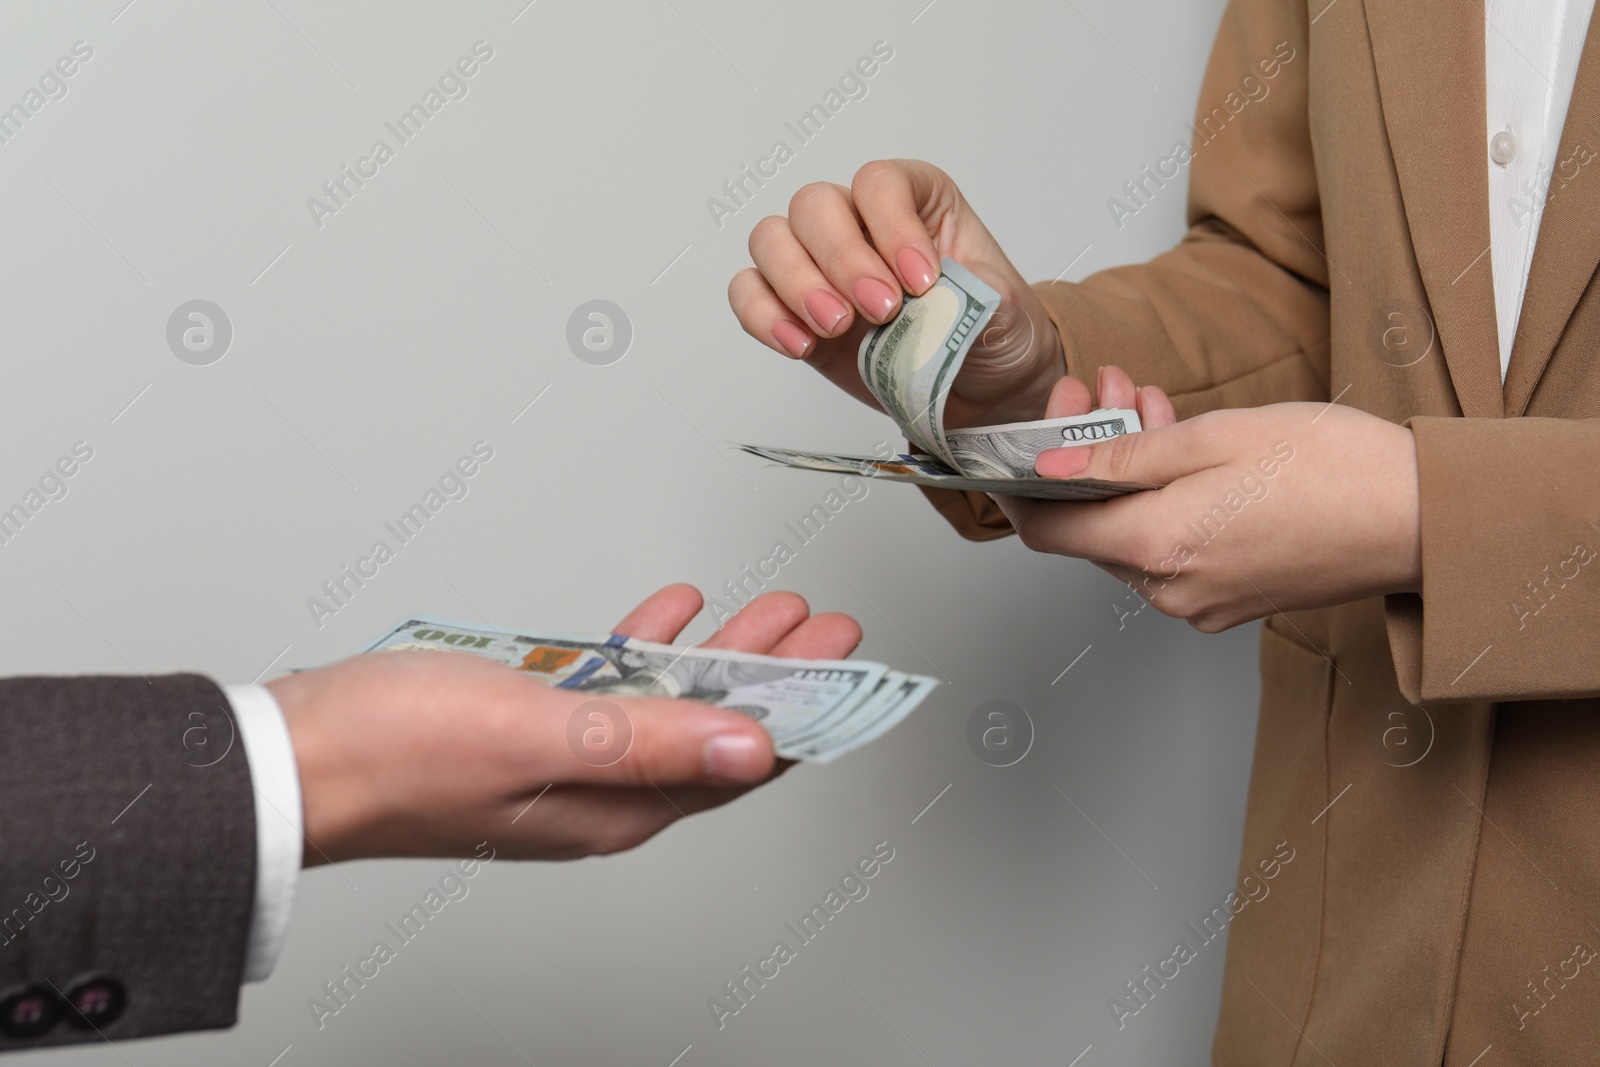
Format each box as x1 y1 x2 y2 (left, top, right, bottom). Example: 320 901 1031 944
269 585 861 865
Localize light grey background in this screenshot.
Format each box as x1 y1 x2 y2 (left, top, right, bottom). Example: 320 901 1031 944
0 1 1262 1063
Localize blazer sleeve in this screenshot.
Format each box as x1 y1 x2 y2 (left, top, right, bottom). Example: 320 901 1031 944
0 674 257 1049
1385 417 1600 704
923 0 1331 539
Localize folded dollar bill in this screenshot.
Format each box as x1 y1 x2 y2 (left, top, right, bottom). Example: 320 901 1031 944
361 617 937 764
743 258 1150 501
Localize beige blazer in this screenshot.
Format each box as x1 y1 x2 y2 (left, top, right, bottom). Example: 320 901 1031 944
925 0 1600 1062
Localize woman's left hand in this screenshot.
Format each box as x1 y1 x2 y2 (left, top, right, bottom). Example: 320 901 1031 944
995 369 1422 632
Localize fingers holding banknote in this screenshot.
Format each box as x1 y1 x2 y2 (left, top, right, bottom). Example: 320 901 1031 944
730 159 1066 428
1041 365 1177 429
611 582 863 658
607 583 864 817
273 585 863 865
994 401 1421 633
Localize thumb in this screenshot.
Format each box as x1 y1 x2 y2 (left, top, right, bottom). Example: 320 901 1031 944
1035 417 1218 488
559 696 776 788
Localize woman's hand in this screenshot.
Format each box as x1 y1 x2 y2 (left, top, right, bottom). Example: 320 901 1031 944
996 371 1422 632
729 159 1066 429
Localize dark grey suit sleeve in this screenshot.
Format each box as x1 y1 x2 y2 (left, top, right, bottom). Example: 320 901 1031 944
0 674 257 1049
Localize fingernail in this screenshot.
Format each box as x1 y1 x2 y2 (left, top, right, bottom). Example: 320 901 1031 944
895 248 937 294
771 319 813 359
803 289 851 335
853 277 901 322
1095 366 1105 402
704 734 767 781
1036 446 1092 479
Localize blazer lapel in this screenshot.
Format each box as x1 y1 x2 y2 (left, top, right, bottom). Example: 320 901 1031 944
1364 0 1505 420
1504 12 1600 416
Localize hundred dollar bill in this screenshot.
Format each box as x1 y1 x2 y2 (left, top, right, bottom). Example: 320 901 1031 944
783 671 941 762
360 617 937 763
945 408 1142 479
736 443 1148 501
744 258 1152 500
857 259 998 468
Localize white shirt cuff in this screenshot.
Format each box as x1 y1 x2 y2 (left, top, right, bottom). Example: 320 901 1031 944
224 683 304 983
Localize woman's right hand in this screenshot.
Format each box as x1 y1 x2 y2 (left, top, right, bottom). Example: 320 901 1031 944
728 159 1068 431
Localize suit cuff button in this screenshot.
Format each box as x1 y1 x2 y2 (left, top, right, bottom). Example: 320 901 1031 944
64 975 127 1030
0 984 63 1038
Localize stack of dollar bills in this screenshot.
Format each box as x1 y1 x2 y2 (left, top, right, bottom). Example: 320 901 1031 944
362 617 937 763
740 259 1148 502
